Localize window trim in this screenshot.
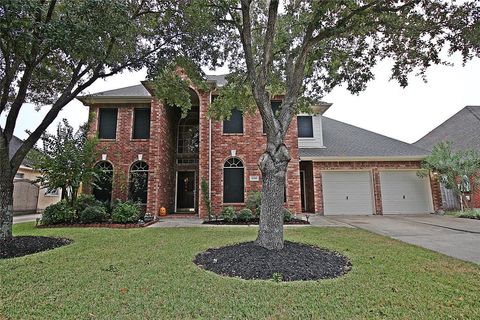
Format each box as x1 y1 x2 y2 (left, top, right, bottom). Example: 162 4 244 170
297 115 314 138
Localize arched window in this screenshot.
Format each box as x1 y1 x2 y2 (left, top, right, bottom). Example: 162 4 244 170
129 161 149 204
93 161 113 203
223 157 244 203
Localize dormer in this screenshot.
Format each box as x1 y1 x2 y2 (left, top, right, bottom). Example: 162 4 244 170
297 102 332 148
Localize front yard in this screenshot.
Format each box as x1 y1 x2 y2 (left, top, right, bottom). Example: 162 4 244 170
1 223 479 319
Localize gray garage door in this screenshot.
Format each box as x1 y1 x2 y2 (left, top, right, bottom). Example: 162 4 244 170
380 171 432 214
322 171 374 215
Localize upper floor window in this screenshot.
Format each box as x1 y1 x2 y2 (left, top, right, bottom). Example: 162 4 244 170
223 109 243 134
132 108 151 139
98 108 118 139
297 116 314 138
14 173 24 180
263 101 282 133
177 111 199 154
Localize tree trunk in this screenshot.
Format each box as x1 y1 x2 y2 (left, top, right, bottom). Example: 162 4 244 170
255 143 290 250
0 167 14 241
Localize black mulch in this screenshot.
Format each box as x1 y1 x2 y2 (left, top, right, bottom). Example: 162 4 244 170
203 218 310 225
0 236 72 259
193 241 351 281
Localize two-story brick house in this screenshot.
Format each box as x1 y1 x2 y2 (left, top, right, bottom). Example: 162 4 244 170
78 74 442 218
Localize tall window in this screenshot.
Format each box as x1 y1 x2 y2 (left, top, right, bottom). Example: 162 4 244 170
223 109 243 134
297 116 314 138
223 157 244 203
132 108 151 139
129 161 149 204
98 108 118 139
93 161 113 203
177 112 199 154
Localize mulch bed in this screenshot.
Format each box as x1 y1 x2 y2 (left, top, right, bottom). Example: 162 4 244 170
203 218 310 225
0 236 72 259
194 241 351 281
37 220 157 229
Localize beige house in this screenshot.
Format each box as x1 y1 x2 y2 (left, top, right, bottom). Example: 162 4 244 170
11 136 62 214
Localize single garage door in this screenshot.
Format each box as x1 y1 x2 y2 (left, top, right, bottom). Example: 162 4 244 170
380 171 432 214
322 171 374 215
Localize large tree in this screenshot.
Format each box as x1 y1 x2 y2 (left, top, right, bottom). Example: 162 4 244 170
0 0 221 241
202 0 478 250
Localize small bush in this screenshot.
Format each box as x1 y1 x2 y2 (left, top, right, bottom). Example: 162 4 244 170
246 191 261 217
112 201 140 224
80 205 108 223
42 200 76 225
458 210 480 220
75 194 106 213
237 208 253 222
283 208 295 222
220 207 236 222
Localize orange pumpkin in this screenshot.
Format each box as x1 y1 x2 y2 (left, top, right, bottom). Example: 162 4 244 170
159 207 167 216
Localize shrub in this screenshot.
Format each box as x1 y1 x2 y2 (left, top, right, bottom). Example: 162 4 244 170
75 194 106 214
246 191 261 217
220 207 236 222
458 210 480 220
42 200 76 225
112 201 140 223
283 208 295 222
237 208 253 222
80 205 108 223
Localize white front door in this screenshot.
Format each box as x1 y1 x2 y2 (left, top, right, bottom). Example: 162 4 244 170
322 171 374 215
380 171 432 214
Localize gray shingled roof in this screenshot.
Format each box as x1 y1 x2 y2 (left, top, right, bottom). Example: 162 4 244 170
84 84 151 98
300 117 430 159
414 106 480 152
9 135 32 167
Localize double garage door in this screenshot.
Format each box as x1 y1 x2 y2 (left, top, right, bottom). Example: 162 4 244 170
322 171 432 215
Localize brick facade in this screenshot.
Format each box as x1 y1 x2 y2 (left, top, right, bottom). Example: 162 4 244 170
309 161 442 215
85 81 440 219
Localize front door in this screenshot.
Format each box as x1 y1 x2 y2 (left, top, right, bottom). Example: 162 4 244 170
176 171 195 212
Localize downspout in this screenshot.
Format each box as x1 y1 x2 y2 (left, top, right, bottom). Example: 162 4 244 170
208 92 212 205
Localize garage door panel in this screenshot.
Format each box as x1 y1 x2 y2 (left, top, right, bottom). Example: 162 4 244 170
323 171 373 215
380 171 431 214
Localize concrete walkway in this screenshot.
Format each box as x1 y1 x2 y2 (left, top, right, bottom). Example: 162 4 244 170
13 213 41 224
148 214 350 228
326 214 480 264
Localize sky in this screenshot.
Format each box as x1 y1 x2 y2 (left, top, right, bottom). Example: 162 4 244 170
2 54 479 144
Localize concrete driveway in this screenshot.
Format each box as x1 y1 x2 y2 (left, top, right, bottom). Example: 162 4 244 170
325 214 480 264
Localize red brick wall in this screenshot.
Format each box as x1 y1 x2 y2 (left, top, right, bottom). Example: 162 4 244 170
311 161 442 215
199 101 302 217
88 104 151 203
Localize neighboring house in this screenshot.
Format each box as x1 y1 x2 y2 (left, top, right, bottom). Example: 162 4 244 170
415 106 480 209
10 136 62 214
78 74 441 217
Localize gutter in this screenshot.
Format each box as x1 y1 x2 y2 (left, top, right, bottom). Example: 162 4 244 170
208 92 212 210
299 156 428 162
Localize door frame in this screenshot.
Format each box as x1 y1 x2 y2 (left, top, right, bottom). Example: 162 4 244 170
175 170 197 213
300 170 307 212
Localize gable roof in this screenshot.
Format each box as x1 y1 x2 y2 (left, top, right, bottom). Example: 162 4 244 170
414 106 480 152
9 135 33 167
299 117 430 160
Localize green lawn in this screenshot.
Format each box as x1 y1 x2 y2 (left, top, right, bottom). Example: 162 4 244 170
1 224 479 320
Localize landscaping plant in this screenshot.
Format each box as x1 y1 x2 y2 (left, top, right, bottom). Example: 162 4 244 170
201 177 213 220
246 191 262 218
41 201 76 225
237 208 254 222
220 207 236 222
111 201 141 224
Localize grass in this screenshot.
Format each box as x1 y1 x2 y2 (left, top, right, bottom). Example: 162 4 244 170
448 209 480 220
1 223 479 320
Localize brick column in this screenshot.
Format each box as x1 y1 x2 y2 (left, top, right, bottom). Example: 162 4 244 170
429 173 443 212
313 163 324 215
